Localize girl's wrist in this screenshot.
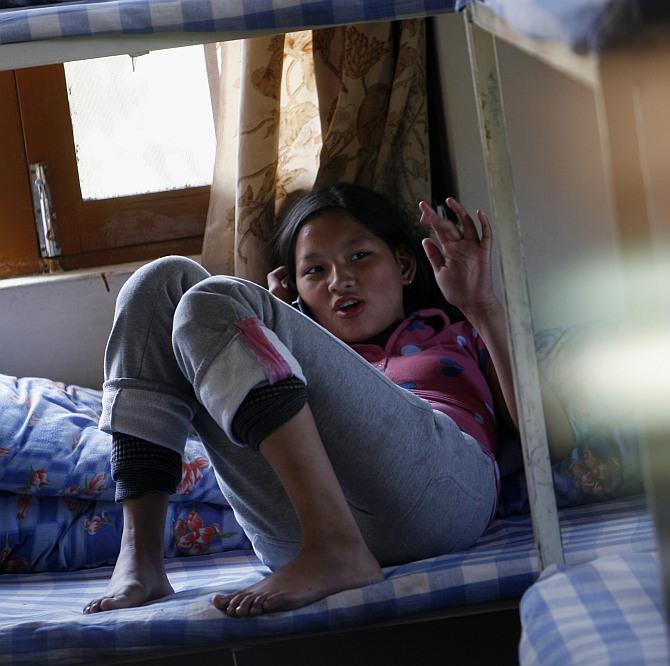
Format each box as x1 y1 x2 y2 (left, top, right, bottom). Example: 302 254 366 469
460 298 503 325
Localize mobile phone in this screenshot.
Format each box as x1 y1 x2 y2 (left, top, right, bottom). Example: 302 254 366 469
291 296 314 319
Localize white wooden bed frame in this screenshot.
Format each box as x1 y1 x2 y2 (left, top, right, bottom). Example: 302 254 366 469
1 0 667 637
464 1 670 624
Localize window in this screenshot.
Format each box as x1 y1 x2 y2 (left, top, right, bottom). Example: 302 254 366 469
0 47 215 278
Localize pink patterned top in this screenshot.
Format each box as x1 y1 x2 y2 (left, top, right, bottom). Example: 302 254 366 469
352 308 498 457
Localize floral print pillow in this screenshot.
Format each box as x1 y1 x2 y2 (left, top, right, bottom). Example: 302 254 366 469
0 374 225 505
1 492 250 573
497 325 644 516
0 374 253 573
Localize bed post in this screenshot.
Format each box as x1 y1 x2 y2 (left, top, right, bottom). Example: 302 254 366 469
595 43 670 624
463 11 564 569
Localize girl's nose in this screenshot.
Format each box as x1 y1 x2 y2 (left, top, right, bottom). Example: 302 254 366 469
328 265 355 292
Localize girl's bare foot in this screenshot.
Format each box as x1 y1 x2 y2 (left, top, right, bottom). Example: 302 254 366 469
211 537 383 617
83 494 172 614
83 546 174 614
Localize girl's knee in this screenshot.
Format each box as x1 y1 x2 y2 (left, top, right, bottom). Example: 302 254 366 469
171 277 250 354
171 277 284 386
133 255 208 293
174 276 270 326
199 275 269 303
117 256 209 310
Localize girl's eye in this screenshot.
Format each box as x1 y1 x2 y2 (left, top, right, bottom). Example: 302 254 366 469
351 251 370 261
304 266 323 276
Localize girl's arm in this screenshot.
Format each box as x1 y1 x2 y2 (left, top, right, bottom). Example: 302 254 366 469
473 303 575 462
419 198 514 417
466 299 518 431
419 198 574 462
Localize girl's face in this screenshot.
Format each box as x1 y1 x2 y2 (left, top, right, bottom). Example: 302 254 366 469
294 209 415 343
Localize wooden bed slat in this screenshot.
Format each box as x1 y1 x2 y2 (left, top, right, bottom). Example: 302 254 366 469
464 11 564 569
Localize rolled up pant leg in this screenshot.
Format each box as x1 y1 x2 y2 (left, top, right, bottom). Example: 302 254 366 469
99 256 209 454
99 257 305 569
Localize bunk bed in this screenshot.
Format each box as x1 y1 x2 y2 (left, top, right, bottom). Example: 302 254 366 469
0 371 657 665
463 1 670 662
1 0 668 663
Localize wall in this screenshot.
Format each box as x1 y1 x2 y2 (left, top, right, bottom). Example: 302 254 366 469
0 262 138 388
434 13 627 331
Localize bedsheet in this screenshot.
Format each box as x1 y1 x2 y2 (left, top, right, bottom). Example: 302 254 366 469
519 551 669 665
478 0 670 52
0 495 655 666
0 0 466 46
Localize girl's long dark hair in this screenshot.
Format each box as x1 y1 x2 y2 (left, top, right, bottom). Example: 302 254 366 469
273 182 463 321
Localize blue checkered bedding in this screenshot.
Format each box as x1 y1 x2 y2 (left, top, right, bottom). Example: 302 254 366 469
0 496 655 666
519 551 669 665
1 0 668 51
477 0 670 52
0 374 251 573
0 368 647 574
0 0 466 46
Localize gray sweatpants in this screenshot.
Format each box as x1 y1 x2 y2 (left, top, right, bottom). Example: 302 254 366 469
100 256 497 569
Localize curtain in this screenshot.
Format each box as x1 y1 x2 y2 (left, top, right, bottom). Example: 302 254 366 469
201 20 430 284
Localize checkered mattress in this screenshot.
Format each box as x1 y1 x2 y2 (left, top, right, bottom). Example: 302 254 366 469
0 496 654 666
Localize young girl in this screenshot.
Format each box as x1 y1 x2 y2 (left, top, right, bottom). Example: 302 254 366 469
84 183 523 619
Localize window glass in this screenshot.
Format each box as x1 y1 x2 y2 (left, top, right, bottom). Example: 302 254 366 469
64 46 215 200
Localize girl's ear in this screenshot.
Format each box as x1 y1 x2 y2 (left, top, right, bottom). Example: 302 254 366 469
395 246 417 285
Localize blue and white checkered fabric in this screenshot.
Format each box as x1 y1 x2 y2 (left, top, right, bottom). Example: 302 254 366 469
0 0 467 46
519 550 669 665
478 0 670 52
0 496 654 665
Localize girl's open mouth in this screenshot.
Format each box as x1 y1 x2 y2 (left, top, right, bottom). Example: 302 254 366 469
335 298 364 318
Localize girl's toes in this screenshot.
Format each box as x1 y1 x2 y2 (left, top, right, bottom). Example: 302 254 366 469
233 594 255 617
88 599 101 614
261 591 287 613
211 593 234 611
224 592 247 616
228 594 247 616
248 594 267 616
99 596 122 612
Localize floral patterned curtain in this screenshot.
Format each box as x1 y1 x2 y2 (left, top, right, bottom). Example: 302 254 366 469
201 21 430 283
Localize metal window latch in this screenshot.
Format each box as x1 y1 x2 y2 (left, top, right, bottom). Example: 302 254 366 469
29 162 62 259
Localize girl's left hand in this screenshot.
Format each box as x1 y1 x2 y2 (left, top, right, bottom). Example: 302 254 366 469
419 198 497 318
267 265 295 303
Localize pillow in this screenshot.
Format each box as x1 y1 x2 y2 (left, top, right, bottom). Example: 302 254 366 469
497 325 644 516
0 374 254 573
0 491 250 573
0 374 225 505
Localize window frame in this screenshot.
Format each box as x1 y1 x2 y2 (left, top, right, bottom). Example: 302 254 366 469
0 62 211 278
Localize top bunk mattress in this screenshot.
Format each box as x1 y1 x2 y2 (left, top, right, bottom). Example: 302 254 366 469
1 0 668 50
476 0 670 52
0 0 466 46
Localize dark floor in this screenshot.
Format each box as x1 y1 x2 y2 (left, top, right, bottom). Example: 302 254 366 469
123 604 521 666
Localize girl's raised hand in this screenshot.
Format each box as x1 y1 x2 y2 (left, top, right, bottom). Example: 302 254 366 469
419 198 497 318
267 265 295 303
